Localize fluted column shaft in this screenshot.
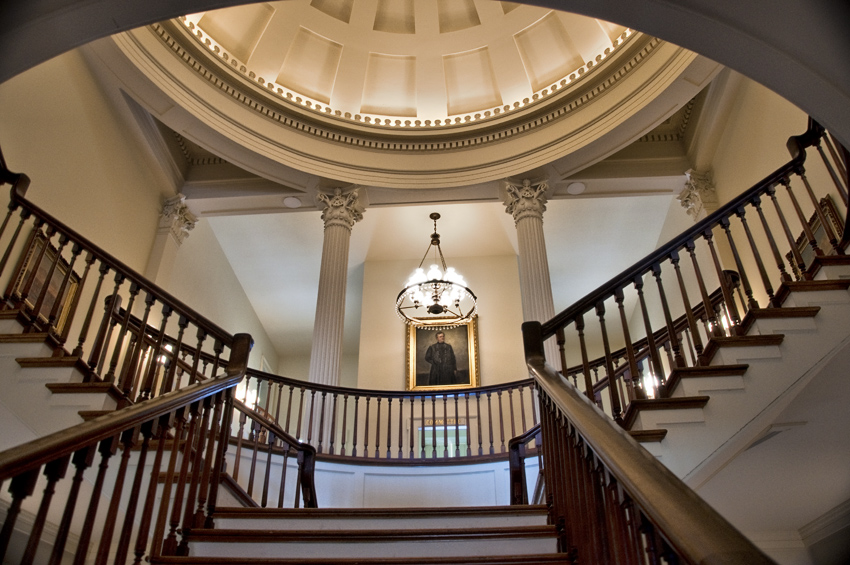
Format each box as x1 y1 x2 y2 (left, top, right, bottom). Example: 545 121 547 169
505 180 561 370
308 189 363 386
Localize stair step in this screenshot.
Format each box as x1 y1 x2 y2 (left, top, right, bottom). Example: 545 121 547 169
738 306 820 335
153 554 569 564
45 381 125 403
665 364 748 397
212 505 550 530
623 396 710 430
702 334 784 364
774 278 850 305
629 429 667 442
186 525 558 559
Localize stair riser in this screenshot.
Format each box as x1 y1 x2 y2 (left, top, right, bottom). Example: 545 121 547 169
712 344 782 366
632 407 705 431
747 316 818 336
215 514 548 530
669 375 745 398
189 537 558 559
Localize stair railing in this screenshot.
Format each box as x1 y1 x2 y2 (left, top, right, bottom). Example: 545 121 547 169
536 119 847 425
0 170 239 406
522 324 774 563
239 368 540 462
508 424 542 505
230 398 318 509
0 333 253 564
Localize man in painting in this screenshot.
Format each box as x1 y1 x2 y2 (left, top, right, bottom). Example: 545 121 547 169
424 331 457 386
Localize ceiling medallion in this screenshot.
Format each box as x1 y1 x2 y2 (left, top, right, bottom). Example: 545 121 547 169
396 213 477 329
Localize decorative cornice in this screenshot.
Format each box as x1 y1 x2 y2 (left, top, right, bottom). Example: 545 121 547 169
149 21 661 154
678 169 717 220
160 194 197 244
173 132 226 166
505 179 548 223
317 188 363 231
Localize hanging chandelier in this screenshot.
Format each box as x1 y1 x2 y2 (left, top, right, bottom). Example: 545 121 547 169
396 213 478 328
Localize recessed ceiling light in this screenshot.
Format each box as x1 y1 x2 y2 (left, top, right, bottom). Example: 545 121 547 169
566 182 586 195
283 196 302 209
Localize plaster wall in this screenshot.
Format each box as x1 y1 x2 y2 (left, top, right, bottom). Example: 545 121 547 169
357 255 526 391
0 49 166 273
166 218 279 371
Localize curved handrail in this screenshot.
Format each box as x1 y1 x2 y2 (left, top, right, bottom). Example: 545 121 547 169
0 333 252 481
508 424 541 505
4 184 233 346
232 398 318 508
523 324 773 563
541 120 829 340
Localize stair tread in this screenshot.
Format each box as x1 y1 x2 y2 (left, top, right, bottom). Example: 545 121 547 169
623 396 710 430
629 429 667 442
665 364 748 395
189 525 557 542
213 505 549 519
153 554 569 564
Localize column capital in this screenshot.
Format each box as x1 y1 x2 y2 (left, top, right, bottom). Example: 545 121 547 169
318 188 364 231
504 179 548 223
678 169 718 221
160 194 197 245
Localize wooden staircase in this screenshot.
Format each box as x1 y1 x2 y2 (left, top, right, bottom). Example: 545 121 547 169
152 505 567 565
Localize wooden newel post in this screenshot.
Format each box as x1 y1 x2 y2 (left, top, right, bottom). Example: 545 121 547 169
522 321 546 364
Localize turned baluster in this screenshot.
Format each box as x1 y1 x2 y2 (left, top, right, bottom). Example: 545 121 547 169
497 390 507 454
114 419 155 564
420 395 426 458
651 263 686 369
20 456 70 565
261 428 275 509
454 394 461 457
196 392 224 526
766 183 809 279
0 208 30 280
409 396 416 459
464 393 472 456
306 389 317 447
161 404 199 556
751 194 793 285
351 394 359 457
796 168 842 254
232 409 247 482
150 409 185 560
476 392 483 456
318 390 327 454
781 177 824 258
47 445 97 565
443 395 449 457
104 282 141 382
72 436 119 565
160 315 188 395
341 393 349 456
575 314 595 399
614 288 642 403
398 396 405 459
119 292 155 397
596 301 623 423
736 205 777 305
188 328 208 384
330 392 338 456
177 399 214 555
556 327 568 376
820 135 849 204
363 396 371 458
633 275 665 395
431 394 437 458
295 387 306 441
374 397 382 458
93 428 138 565
73 260 108 357
0 469 39 562
32 233 69 322
684 239 723 338
486 391 494 455
702 227 742 331
387 397 394 458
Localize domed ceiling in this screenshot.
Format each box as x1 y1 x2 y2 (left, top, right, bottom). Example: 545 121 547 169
97 0 717 190
185 0 628 128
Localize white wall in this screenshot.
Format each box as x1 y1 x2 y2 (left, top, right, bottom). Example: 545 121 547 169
357 255 527 390
0 49 167 273
164 218 279 371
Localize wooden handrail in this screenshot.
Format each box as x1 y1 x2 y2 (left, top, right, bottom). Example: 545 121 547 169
0 333 252 481
523 322 773 563
508 424 541 505
541 120 829 340
232 398 318 508
4 184 233 345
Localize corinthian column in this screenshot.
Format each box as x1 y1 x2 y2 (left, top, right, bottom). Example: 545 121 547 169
308 188 363 386
505 179 561 370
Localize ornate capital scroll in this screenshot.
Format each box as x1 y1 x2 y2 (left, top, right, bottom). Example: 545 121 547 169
678 169 718 220
317 188 364 231
504 179 549 223
160 194 197 245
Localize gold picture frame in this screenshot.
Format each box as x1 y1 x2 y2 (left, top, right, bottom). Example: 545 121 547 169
6 231 80 335
406 316 479 391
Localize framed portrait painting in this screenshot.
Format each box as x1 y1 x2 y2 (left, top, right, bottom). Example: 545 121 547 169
406 317 479 391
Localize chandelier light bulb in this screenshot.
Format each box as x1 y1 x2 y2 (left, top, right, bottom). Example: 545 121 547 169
396 213 478 329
